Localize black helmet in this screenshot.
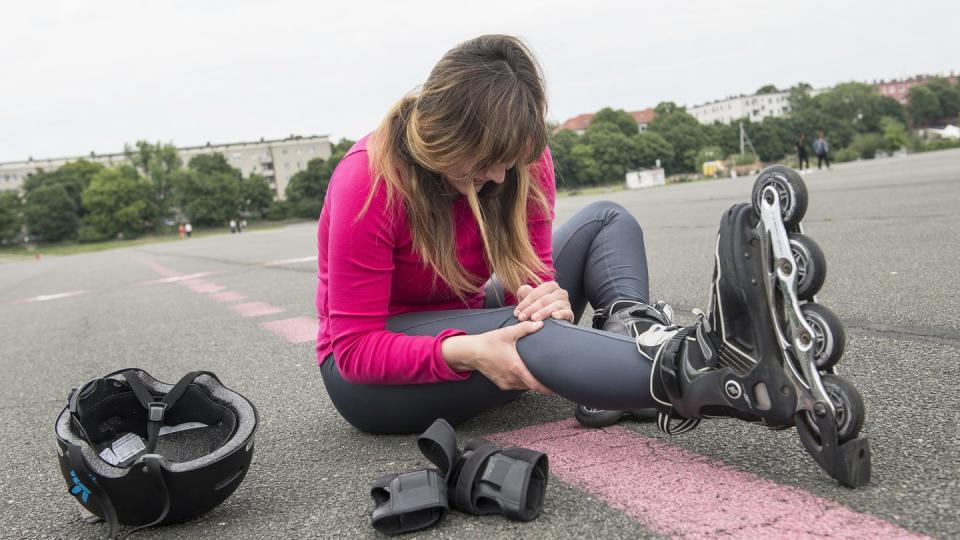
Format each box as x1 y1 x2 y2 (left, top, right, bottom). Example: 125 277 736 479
54 368 258 538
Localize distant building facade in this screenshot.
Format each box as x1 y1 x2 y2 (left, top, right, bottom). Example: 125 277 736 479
688 91 793 125
874 73 959 105
556 108 656 135
0 135 332 199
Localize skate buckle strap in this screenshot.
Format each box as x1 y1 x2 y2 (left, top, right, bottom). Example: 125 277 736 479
657 410 700 435
651 327 702 435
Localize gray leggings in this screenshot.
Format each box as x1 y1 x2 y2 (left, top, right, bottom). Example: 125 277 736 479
320 200 657 434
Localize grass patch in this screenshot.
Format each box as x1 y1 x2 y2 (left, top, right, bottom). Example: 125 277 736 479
556 184 628 197
0 219 310 258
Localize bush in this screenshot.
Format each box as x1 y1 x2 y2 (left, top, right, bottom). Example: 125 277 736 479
730 153 759 166
77 224 109 243
917 138 960 153
833 147 859 163
265 201 289 221
850 133 884 159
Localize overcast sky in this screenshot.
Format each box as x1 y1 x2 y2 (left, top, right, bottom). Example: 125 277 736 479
2 1 957 162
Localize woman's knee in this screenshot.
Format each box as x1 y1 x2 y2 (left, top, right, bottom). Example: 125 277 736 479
579 200 643 237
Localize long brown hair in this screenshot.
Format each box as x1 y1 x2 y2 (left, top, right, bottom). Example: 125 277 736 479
365 34 551 301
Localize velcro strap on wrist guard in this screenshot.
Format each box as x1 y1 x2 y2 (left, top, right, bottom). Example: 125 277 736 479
452 441 548 522
370 469 448 535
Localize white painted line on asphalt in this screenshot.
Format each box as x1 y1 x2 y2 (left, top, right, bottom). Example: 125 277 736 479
138 271 221 285
9 290 91 304
263 256 317 266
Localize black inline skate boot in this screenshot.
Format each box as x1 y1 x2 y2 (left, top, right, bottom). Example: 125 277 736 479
574 300 675 428
647 165 870 487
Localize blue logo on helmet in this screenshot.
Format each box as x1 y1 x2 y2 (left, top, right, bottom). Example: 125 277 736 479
69 470 92 503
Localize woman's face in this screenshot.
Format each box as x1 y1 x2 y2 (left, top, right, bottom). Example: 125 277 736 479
445 160 515 196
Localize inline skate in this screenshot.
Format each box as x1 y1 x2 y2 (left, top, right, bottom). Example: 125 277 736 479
648 165 870 487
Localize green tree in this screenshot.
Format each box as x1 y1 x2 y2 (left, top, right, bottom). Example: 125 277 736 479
21 160 105 218
0 191 23 242
285 139 354 218
567 144 601 186
239 174 275 217
632 132 674 169
648 102 707 173
926 78 960 120
908 85 942 126
590 107 639 137
879 116 908 152
24 184 78 242
125 141 181 220
756 84 779 94
583 123 638 183
187 153 239 178
172 169 241 226
701 122 741 157
82 166 152 239
815 83 905 134
748 117 796 162
548 130 580 187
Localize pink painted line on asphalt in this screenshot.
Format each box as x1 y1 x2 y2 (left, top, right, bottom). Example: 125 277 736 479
182 279 227 294
209 291 247 303
8 289 91 305
489 419 924 539
260 316 318 344
230 301 284 318
135 258 180 277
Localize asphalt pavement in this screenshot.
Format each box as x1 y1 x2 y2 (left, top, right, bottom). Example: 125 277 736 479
1 148 958 539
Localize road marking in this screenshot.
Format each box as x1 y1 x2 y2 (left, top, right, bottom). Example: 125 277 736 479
210 291 247 303
9 290 91 304
260 316 318 344
139 271 220 285
489 419 925 539
183 279 227 294
135 258 180 277
230 301 284 318
264 256 317 266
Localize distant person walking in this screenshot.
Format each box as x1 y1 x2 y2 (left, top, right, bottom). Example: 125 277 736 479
813 132 830 170
185 222 193 238
796 133 810 171
230 219 237 234
178 223 186 239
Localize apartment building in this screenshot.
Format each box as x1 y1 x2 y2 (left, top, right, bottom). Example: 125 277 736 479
0 135 332 199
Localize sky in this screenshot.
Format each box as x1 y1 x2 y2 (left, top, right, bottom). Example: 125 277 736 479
2 0 958 162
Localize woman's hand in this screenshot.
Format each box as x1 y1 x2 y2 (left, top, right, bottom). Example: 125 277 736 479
514 281 574 322
441 322 553 395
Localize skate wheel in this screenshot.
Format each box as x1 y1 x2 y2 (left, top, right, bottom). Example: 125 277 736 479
801 303 846 370
575 405 627 428
789 233 827 300
752 165 808 228
804 374 865 444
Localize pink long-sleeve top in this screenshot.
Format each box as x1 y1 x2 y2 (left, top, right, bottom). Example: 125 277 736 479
315 135 556 385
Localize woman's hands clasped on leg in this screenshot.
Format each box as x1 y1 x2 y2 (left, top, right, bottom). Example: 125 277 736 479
514 281 574 322
441 321 554 395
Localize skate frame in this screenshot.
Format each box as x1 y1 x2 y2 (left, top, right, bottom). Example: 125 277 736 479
757 186 870 487
757 187 833 418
